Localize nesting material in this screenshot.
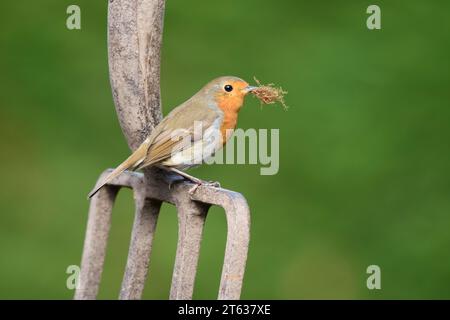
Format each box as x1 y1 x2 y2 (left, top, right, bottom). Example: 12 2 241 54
251 77 288 110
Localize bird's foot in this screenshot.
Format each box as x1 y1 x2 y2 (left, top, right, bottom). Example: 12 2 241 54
188 180 221 194
166 167 220 193
205 180 221 188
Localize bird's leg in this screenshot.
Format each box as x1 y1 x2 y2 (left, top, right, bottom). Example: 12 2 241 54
167 168 220 193
168 168 203 184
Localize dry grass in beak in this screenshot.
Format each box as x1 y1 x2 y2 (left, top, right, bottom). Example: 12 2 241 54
251 77 288 110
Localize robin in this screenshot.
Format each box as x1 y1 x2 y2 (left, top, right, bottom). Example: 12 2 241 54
88 76 257 198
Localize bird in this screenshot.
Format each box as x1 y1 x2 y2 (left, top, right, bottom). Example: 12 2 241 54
88 76 257 198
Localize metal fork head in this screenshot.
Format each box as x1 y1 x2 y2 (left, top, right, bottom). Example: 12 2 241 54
75 168 250 300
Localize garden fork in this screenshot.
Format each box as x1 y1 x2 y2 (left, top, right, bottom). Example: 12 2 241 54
74 0 251 300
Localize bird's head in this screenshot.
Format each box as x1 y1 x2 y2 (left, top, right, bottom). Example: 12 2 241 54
203 76 257 113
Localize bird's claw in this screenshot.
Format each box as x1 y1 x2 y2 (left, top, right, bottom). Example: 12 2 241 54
188 180 221 195
206 180 221 188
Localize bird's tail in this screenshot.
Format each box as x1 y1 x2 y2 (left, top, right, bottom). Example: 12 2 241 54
88 142 149 199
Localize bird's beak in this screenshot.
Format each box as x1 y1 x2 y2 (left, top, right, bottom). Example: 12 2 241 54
243 86 258 94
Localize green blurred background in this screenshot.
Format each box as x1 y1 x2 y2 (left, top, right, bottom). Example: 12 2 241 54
0 0 449 299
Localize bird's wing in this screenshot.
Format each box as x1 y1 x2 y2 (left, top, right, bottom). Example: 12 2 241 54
137 101 221 169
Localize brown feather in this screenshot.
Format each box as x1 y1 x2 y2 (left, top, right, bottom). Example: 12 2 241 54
87 140 149 198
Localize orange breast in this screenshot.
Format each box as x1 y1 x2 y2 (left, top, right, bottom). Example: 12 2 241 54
219 111 238 144
217 95 242 144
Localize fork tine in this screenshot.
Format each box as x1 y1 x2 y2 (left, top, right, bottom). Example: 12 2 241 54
75 183 119 300
169 198 209 300
190 187 251 300
119 194 161 300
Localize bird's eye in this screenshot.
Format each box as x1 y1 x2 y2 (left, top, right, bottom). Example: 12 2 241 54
224 84 233 92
